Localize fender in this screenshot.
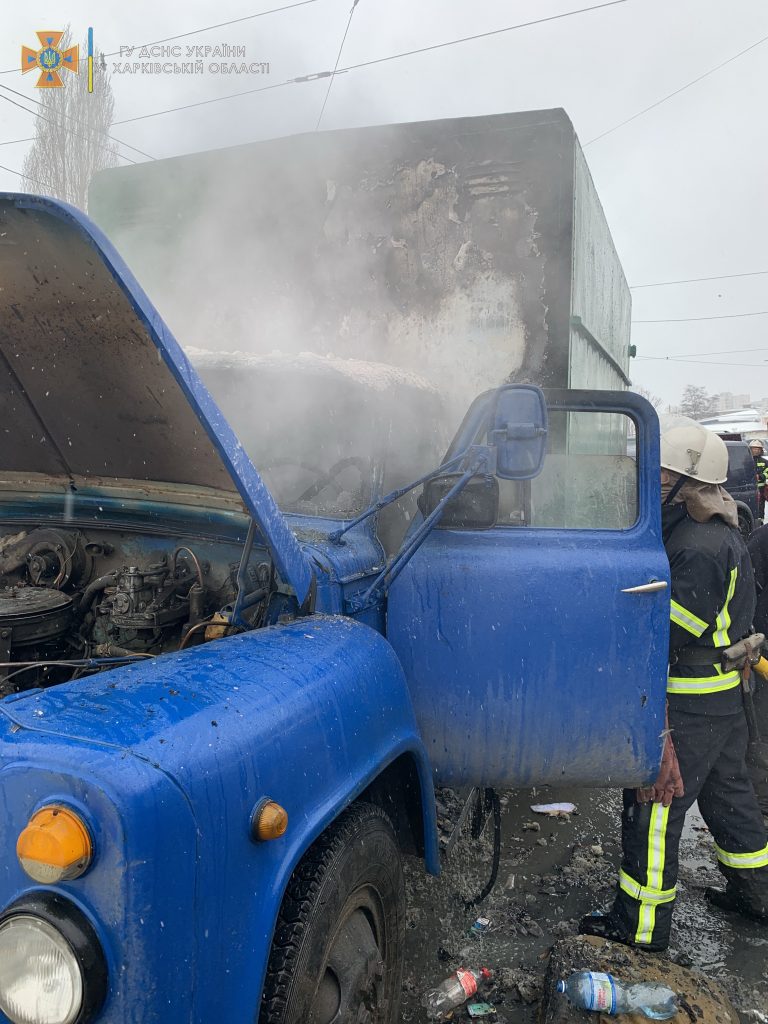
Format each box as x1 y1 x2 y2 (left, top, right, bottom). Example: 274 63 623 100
0 747 199 1022
0 616 437 1023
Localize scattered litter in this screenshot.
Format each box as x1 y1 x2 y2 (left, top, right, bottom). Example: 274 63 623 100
422 967 492 1020
469 916 492 938
531 802 576 816
467 1002 497 1017
536 837 548 847
522 820 541 832
590 844 604 856
558 970 677 1019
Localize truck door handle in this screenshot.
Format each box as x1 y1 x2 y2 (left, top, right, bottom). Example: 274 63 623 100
621 580 668 594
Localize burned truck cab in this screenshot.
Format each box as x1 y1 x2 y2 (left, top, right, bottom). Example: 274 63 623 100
0 193 441 1024
0 189 670 1024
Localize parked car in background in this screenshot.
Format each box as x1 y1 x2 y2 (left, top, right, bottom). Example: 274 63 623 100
724 440 760 538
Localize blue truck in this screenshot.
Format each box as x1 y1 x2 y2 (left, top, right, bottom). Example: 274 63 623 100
0 110 670 1024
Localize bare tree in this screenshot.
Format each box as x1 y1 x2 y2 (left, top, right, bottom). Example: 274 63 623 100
680 384 715 420
633 386 663 409
22 28 119 210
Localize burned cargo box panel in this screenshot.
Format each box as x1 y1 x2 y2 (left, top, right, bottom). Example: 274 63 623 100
88 109 632 428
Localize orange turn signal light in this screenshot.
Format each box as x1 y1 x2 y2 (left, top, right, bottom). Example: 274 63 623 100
252 800 288 842
17 805 93 883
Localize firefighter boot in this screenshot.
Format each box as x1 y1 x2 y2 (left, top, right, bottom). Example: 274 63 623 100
705 865 768 923
578 905 670 953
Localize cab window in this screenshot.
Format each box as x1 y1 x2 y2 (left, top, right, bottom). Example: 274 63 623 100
496 411 637 530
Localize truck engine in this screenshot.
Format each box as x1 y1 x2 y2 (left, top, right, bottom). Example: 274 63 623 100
0 525 265 696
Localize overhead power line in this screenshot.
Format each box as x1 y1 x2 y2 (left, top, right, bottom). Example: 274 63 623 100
642 346 768 358
0 91 138 165
335 0 631 75
633 310 768 324
112 78 285 125
0 82 155 162
0 1 318 75
113 0 632 126
637 356 768 368
585 31 768 146
0 136 35 147
631 269 768 289
0 161 48 188
101 0 319 57
316 0 360 130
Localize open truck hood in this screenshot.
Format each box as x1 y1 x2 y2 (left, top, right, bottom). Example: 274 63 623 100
0 193 313 603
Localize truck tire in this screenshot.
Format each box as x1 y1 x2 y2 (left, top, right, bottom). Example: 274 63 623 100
259 802 405 1024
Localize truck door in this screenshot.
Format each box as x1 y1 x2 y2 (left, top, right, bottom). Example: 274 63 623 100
387 388 670 789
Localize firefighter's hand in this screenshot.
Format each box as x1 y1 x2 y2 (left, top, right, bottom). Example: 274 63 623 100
636 732 684 807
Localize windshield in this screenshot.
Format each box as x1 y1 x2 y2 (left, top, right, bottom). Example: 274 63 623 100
197 366 376 518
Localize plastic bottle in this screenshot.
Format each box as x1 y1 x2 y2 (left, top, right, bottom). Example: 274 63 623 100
557 971 678 1020
422 967 492 1020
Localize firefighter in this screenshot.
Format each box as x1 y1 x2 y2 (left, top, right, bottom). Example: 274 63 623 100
746 522 768 817
749 439 768 520
580 418 768 950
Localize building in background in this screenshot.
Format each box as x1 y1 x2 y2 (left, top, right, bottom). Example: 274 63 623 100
714 392 752 414
699 407 767 440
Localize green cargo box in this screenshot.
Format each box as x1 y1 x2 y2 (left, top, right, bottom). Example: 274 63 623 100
89 108 631 427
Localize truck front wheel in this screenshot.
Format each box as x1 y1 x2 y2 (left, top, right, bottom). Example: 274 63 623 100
259 802 405 1024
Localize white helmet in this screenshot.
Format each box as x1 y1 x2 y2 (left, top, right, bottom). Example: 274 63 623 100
659 415 728 485
749 439 764 453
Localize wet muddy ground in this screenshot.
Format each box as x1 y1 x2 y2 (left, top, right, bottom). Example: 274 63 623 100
402 787 768 1022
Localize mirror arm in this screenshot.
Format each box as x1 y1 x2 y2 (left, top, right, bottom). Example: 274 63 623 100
328 452 467 545
347 451 490 613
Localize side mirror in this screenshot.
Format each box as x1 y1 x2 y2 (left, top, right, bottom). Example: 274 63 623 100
418 475 499 530
490 385 548 480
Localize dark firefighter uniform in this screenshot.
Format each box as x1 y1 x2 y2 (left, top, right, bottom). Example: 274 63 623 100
746 524 768 815
754 453 768 518
754 453 768 488
610 501 768 949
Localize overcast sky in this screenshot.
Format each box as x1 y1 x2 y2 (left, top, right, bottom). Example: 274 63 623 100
1 0 766 408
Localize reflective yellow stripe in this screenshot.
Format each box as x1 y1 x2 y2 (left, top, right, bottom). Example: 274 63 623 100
635 803 670 944
667 668 741 695
712 567 738 647
714 843 768 869
648 803 668 890
670 600 708 637
636 902 654 945
619 870 676 904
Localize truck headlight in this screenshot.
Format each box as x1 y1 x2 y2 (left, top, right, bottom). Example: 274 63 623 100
0 894 107 1024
